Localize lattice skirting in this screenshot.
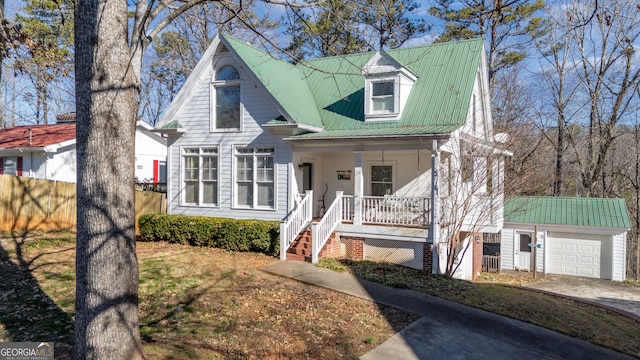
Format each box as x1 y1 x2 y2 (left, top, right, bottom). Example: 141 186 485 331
363 238 425 270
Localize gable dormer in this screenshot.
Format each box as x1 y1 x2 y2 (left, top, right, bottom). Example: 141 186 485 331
361 50 417 122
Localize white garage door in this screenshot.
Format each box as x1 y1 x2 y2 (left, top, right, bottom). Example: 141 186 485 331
547 232 611 279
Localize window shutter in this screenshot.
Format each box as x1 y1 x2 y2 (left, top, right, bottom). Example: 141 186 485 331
153 160 159 183
17 156 23 176
0 157 4 175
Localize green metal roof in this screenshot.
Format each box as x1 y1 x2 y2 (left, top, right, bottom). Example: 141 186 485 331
160 120 184 129
221 34 324 129
504 196 631 229
222 34 484 139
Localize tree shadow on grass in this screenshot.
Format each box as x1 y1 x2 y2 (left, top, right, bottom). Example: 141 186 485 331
0 232 75 359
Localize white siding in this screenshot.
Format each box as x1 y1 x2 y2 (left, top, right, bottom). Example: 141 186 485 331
612 232 626 281
461 72 486 139
45 145 76 183
533 229 545 273
25 152 46 179
501 228 514 270
165 53 292 221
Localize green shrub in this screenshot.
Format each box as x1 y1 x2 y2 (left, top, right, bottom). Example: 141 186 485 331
138 214 280 256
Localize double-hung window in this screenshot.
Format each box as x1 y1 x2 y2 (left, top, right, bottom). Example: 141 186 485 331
182 147 218 206
235 147 275 209
212 65 241 131
371 81 395 113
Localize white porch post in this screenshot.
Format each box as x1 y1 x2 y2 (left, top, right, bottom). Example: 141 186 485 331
430 140 441 274
353 152 364 226
288 162 295 213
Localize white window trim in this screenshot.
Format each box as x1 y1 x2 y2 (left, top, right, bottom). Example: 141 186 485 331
210 62 244 132
366 160 397 196
365 76 401 121
180 146 219 207
232 145 278 211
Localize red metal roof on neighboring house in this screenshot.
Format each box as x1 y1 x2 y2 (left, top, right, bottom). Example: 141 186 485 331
0 123 76 149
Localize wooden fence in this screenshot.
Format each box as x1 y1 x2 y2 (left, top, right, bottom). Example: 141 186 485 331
482 255 501 273
0 174 166 233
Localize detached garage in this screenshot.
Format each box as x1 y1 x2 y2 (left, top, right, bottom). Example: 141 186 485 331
501 197 631 281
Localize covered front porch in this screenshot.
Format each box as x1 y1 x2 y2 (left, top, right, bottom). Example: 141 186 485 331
281 138 446 265
291 145 439 221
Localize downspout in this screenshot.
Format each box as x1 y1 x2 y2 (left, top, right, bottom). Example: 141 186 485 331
431 139 441 274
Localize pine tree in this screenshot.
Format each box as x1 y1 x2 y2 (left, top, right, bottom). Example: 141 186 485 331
14 0 74 124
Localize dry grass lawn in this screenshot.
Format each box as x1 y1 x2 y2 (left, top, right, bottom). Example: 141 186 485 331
0 237 418 359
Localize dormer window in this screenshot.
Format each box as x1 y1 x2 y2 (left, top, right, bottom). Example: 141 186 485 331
362 50 416 122
211 63 242 131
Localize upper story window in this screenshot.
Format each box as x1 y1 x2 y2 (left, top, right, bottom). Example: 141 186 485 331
371 80 396 114
212 64 242 131
362 51 416 122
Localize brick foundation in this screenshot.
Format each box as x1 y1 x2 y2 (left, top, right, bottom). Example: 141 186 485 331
423 243 433 273
352 238 364 260
341 236 365 260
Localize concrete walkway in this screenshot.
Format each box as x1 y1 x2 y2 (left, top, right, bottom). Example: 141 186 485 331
523 274 640 320
261 261 635 360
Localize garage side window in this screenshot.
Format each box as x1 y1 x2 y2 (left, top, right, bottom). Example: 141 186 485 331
519 234 531 253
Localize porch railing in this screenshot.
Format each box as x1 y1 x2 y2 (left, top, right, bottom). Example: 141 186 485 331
311 191 343 263
361 196 430 226
280 190 313 260
341 195 354 222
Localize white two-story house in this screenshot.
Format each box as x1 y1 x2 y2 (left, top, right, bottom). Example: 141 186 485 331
155 34 508 280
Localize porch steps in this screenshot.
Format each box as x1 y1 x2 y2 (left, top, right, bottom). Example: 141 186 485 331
286 227 340 263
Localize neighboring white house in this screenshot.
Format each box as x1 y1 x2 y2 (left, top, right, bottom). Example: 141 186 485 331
155 34 508 279
135 121 168 184
501 196 631 281
0 117 167 183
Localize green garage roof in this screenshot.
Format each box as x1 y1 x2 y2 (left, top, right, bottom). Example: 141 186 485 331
504 196 631 229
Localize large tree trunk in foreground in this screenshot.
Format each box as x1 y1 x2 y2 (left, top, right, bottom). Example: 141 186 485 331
74 0 142 358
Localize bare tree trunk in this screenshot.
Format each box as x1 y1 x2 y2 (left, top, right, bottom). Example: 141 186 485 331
36 74 47 124
554 113 564 195
0 0 4 128
38 76 48 125
74 0 142 358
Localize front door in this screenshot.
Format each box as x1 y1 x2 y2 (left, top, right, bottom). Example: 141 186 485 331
515 233 532 271
301 163 313 192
